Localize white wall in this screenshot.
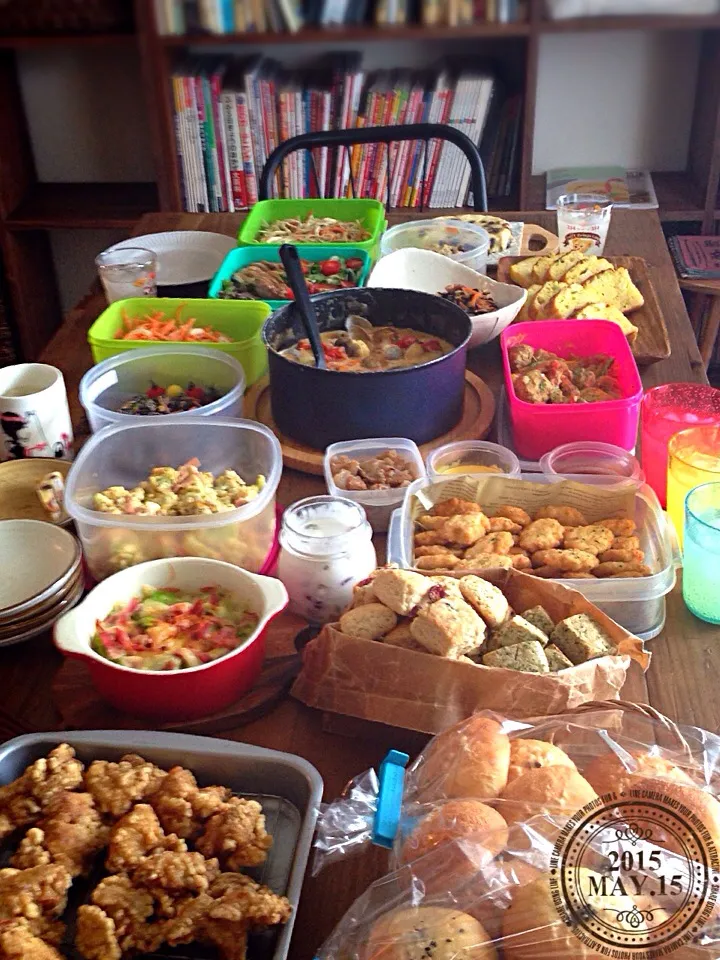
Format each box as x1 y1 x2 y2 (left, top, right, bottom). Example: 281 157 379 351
533 30 701 173
13 30 704 311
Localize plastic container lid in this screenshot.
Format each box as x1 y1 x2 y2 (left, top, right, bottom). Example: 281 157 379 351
380 218 490 270
426 440 521 479
324 438 426 533
540 441 645 485
79 346 246 432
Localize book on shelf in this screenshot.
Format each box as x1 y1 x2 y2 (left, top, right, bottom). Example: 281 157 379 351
153 0 526 33
668 235 720 281
170 55 519 212
545 166 658 210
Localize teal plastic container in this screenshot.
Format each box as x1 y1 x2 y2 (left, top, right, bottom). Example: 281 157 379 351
238 198 386 257
87 298 271 387
208 244 371 310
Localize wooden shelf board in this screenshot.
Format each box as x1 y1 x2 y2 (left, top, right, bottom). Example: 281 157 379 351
5 182 159 229
161 21 531 46
0 33 135 49
539 13 720 32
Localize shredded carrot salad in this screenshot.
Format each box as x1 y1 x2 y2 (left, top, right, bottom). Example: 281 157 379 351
115 304 231 343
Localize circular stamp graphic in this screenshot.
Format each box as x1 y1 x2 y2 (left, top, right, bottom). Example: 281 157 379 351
549 789 720 958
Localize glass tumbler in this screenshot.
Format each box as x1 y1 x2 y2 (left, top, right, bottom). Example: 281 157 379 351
667 425 720 548
641 383 720 507
96 247 157 304
556 193 612 255
683 482 720 624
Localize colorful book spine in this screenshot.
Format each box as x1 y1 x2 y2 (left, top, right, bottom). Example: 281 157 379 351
221 90 244 210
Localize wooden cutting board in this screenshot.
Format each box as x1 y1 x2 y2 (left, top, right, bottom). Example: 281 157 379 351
243 370 496 476
497 255 671 366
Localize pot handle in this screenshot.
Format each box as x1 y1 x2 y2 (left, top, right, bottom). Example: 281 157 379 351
53 605 90 657
245 571 289 619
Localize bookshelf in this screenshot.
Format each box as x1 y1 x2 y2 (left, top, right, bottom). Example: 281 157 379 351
0 0 719 360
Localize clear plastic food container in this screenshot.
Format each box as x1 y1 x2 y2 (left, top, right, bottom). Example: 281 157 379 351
540 441 645 486
79 346 246 433
65 417 282 581
387 474 680 641
426 440 521 480
501 320 643 461
380 218 490 274
324 438 426 533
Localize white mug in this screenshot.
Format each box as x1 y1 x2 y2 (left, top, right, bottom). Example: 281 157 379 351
0 364 73 461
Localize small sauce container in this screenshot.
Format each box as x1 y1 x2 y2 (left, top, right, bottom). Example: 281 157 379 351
277 496 376 624
540 441 644 485
426 440 521 479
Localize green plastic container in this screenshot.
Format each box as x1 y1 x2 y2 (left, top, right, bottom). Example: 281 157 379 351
208 244 371 310
238 198 386 257
87 298 271 387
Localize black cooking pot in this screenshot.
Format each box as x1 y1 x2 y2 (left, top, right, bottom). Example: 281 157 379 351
263 287 471 448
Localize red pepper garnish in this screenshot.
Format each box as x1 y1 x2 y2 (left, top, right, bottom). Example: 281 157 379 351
396 335 416 349
283 286 294 299
422 338 441 352
322 344 346 361
345 258 363 269
146 382 164 399
186 383 205 402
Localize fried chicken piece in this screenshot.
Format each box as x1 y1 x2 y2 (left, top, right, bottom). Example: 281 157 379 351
0 745 84 840
464 532 514 557
414 530 448 547
563 523 615 556
518 518 564 553
432 498 484 517
105 804 186 873
131 851 220 899
12 792 109 878
417 514 450 531
594 561 651 578
440 514 490 547
0 865 71 941
149 767 230 840
415 555 460 570
534 505 587 527
75 906 121 960
531 548 599 572
487 516 522 534
495 504 532 527
509 553 532 570
612 535 641 552
196 798 272 869
598 547 645 564
453 555 513 571
208 874 292 927
85 754 167 818
414 545 463 559
530 565 563 578
598 516 636 537
0 919 64 960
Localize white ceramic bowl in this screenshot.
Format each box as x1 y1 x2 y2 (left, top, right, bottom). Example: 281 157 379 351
0 519 81 615
367 248 527 348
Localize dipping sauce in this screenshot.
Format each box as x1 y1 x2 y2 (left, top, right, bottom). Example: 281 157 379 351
437 464 503 475
277 495 376 623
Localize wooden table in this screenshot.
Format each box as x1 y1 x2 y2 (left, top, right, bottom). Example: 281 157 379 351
2 208 719 960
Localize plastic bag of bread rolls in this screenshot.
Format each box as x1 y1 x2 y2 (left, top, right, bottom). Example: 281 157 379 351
313 701 720 892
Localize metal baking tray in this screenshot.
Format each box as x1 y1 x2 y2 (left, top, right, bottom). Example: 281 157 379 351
0 731 323 960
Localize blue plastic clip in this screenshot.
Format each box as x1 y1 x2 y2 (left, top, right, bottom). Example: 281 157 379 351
372 749 409 849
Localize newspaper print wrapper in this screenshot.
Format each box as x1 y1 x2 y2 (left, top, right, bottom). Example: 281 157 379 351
291 567 649 735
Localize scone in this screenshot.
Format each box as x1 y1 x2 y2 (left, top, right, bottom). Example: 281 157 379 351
520 605 555 638
382 620 426 652
458 576 510 628
545 644 574 671
339 603 397 641
372 568 432 616
410 596 486 658
488 615 550 650
550 613 616 664
482 640 549 673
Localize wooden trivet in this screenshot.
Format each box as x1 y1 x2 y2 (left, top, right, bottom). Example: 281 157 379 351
53 612 306 735
243 370 496 476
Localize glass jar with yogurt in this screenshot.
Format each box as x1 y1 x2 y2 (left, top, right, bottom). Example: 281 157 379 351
278 495 377 623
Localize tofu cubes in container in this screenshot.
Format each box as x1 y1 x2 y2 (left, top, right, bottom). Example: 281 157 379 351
65 417 282 581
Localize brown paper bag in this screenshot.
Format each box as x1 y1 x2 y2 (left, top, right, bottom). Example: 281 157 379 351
291 569 649 735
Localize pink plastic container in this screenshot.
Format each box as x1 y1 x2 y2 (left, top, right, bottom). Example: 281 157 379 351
500 320 643 461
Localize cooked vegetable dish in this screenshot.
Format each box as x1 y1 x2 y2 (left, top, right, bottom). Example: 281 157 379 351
331 449 417 491
92 458 265 516
279 319 453 372
115 306 231 343
410 222 481 257
255 214 370 244
439 284 498 315
509 344 622 404
218 256 364 300
91 584 259 670
118 382 221 415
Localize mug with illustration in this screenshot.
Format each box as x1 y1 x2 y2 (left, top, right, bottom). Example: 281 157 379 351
0 364 73 462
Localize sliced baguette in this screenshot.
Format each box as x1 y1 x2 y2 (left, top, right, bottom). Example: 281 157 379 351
508 257 540 288
550 267 644 318
573 303 639 343
531 280 568 319
531 254 563 284
547 250 585 281
563 256 613 286
516 283 541 322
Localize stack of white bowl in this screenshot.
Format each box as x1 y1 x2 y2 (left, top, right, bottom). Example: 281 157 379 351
0 519 83 646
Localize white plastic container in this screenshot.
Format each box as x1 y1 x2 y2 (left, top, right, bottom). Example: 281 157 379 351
387 474 681 642
79 346 245 433
65 417 282 581
426 440 521 480
324 438 426 533
380 218 491 274
540 441 645 485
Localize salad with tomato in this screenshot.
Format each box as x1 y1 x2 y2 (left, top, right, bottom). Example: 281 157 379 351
218 256 364 301
91 584 260 671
